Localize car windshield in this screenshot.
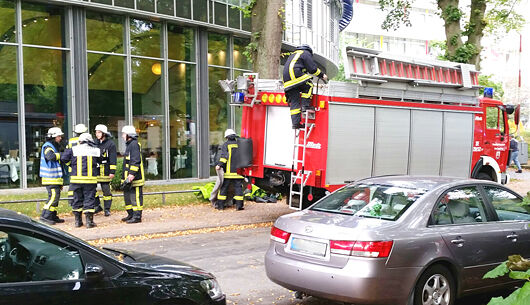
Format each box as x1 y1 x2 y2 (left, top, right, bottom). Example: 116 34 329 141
310 184 427 220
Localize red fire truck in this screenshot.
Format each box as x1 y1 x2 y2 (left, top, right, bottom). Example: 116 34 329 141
227 47 520 210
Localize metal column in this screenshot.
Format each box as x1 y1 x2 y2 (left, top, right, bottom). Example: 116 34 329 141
197 28 210 178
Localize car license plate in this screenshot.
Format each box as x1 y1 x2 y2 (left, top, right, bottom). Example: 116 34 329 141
290 238 327 257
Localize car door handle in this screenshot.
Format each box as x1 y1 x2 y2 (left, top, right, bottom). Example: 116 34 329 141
451 238 465 247
506 234 518 240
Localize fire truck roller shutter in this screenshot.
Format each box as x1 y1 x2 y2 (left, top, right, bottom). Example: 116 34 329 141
373 108 411 176
440 112 474 177
264 106 295 168
409 110 443 175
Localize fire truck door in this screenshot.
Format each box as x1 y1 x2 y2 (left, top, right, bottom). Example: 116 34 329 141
484 106 508 163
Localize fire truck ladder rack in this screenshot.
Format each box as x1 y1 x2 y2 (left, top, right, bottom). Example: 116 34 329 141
289 110 315 210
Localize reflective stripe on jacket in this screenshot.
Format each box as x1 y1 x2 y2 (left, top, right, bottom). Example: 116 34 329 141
122 138 145 187
40 142 63 185
60 144 101 184
282 50 322 91
97 138 117 183
217 138 243 179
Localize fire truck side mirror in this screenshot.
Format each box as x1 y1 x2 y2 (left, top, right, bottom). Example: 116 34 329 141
514 105 521 125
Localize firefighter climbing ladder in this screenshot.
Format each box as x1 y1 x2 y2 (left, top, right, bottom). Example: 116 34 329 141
289 110 315 210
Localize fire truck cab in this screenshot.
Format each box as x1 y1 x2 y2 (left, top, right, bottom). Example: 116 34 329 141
229 47 519 210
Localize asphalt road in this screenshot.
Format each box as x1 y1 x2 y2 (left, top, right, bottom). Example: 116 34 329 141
110 227 502 305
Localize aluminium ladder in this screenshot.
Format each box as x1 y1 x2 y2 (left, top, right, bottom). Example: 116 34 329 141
289 110 315 210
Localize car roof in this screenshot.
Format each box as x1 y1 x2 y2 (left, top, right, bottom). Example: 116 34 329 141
0 208 32 223
354 175 473 192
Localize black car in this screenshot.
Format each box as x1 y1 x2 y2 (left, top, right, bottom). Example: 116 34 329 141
0 208 226 305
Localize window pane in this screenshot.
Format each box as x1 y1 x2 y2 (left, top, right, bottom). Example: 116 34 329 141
483 186 530 221
242 15 251 32
440 187 486 224
132 58 163 180
208 33 228 67
228 5 240 29
0 229 83 282
233 37 251 70
88 54 125 147
208 67 230 174
0 45 20 188
169 63 197 178
193 0 207 22
0 0 16 43
130 19 161 58
167 25 195 62
486 107 499 129
91 0 112 4
137 0 155 12
176 0 191 19
23 47 67 187
157 0 174 15
115 0 134 9
214 2 227 26
21 2 64 47
86 12 124 54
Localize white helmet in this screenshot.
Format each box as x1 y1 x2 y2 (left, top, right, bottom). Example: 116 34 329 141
74 123 88 134
95 124 109 135
78 133 94 144
121 125 137 136
47 127 64 138
224 129 237 138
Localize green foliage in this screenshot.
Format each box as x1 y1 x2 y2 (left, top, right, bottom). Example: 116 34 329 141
484 255 530 305
332 64 352 82
110 157 124 191
485 0 525 35
479 75 504 100
378 0 412 30
243 32 260 64
447 43 477 63
238 0 257 18
442 5 464 22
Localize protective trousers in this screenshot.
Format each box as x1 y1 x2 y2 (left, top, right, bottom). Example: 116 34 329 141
217 178 244 209
70 184 97 213
41 185 61 219
99 182 112 211
285 81 313 127
124 185 143 212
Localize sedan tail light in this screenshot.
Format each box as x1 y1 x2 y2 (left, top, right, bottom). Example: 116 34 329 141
330 240 393 258
270 226 291 244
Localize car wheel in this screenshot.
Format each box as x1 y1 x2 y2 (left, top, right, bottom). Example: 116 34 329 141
413 265 455 305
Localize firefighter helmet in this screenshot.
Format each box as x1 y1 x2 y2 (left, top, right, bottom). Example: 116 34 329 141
95 124 110 135
121 125 137 136
74 123 88 134
296 44 313 55
224 129 237 138
47 127 64 138
78 133 94 144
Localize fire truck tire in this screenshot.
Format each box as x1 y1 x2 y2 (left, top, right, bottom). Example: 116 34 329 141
477 172 493 181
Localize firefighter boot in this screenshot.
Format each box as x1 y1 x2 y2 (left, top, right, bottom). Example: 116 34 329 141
94 204 103 214
121 209 133 222
39 210 56 225
85 212 97 229
52 211 65 223
73 211 83 228
104 200 112 217
126 211 142 224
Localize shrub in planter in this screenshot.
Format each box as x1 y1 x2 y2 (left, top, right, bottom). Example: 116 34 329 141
111 157 124 191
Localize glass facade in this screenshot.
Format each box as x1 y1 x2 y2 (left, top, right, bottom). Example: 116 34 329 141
0 0 338 188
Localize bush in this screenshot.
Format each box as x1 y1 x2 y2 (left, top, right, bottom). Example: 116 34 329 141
483 255 530 305
110 157 123 191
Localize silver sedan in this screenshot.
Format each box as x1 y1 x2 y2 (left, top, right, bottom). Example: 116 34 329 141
265 176 530 305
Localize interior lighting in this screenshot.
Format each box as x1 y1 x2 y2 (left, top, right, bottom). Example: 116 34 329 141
151 63 162 75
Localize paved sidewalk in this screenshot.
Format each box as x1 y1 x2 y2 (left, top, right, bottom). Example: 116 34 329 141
53 201 293 241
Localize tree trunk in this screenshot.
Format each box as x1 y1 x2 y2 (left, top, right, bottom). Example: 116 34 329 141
437 0 463 57
250 0 284 79
467 0 487 69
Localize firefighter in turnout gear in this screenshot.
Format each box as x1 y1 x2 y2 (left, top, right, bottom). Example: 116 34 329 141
282 45 328 129
67 123 89 206
215 129 245 210
60 133 101 228
39 127 66 225
95 124 117 216
121 125 145 224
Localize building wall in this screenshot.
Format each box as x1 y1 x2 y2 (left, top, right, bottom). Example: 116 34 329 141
0 0 340 188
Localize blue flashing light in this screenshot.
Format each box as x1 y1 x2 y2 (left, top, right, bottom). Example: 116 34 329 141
234 92 245 103
484 87 494 98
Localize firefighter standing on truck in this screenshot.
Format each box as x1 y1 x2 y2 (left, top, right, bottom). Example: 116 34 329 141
215 129 245 211
39 127 66 225
60 133 101 228
95 124 117 216
282 44 328 129
121 125 145 224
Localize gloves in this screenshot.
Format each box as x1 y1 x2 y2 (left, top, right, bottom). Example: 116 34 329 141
322 74 329 83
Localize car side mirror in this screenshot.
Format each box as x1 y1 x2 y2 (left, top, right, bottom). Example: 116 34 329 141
85 263 104 282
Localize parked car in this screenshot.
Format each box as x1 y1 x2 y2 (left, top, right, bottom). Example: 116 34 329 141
265 176 530 305
0 208 225 305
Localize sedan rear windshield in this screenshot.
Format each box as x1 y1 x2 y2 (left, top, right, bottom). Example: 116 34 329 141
310 184 427 220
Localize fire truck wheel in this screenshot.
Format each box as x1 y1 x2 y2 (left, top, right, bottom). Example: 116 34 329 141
477 172 493 181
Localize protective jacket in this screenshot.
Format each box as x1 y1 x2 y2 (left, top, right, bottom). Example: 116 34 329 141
217 138 243 179
67 136 80 149
40 141 63 185
97 138 117 183
60 143 101 184
122 137 145 187
282 49 322 91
